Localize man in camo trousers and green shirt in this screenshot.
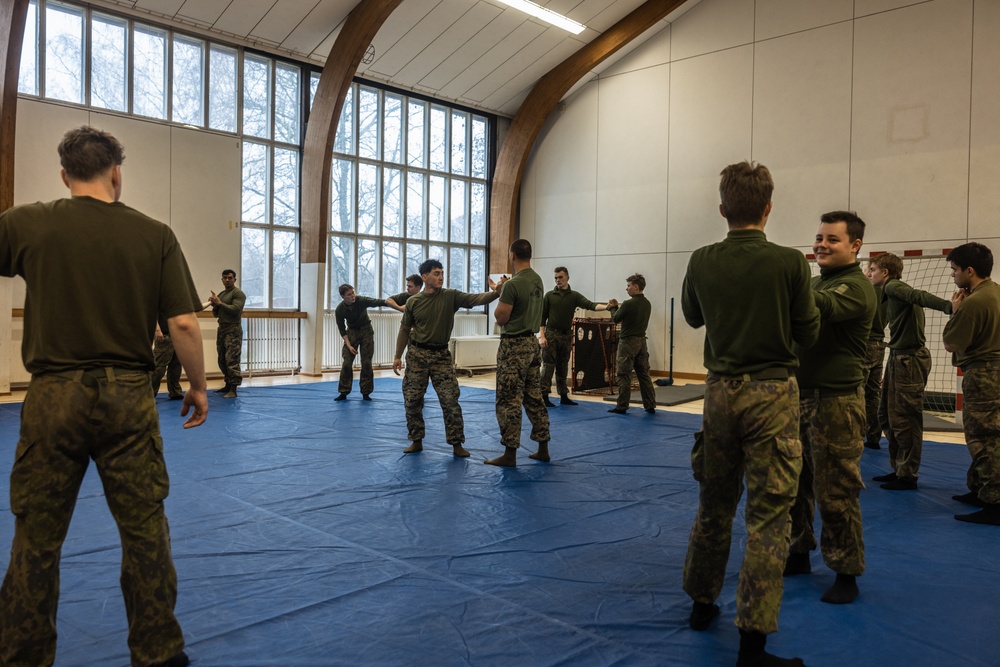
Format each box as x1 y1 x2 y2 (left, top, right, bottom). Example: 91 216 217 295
393 259 503 456
209 269 245 398
785 212 877 606
606 273 655 415
943 242 1000 526
682 161 819 667
334 284 387 401
0 126 208 667
486 240 551 467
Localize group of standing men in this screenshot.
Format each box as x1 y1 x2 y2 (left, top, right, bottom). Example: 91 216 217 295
681 160 1000 667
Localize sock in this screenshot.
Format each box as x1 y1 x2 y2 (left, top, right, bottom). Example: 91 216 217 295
688 601 719 630
737 630 806 667
821 573 859 604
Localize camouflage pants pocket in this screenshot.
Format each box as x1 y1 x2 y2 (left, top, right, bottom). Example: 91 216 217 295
766 436 803 498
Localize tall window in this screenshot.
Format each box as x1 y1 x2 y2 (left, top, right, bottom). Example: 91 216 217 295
326 84 491 308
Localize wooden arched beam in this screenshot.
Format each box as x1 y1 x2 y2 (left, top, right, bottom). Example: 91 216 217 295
1 0 29 213
301 0 403 265
489 0 691 273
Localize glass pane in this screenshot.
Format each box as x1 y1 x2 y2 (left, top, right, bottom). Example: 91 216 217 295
172 37 204 125
471 116 487 179
429 244 447 281
470 248 485 292
310 72 319 111
358 87 379 160
383 93 403 164
17 1 38 95
45 3 84 104
450 247 467 293
450 180 467 243
382 167 402 237
209 46 237 133
428 176 446 242
90 13 126 111
275 63 300 144
273 148 299 227
330 158 354 233
242 142 268 223
406 172 425 239
241 227 268 308
334 85 354 154
357 238 379 298
272 230 299 308
407 100 426 168
451 111 468 175
328 235 354 308
357 163 378 236
133 25 167 118
429 106 447 172
243 55 271 139
382 241 401 298
406 243 425 280
470 182 486 245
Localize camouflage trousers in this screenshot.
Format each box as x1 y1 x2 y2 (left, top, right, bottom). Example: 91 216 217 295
862 340 886 447
683 374 802 634
339 326 375 395
216 322 244 388
789 388 866 575
878 347 931 478
615 335 657 411
496 336 551 449
961 367 1000 504
150 335 183 398
0 370 184 667
402 345 464 445
539 331 573 397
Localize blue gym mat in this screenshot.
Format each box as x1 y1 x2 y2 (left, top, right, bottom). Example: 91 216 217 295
0 379 996 666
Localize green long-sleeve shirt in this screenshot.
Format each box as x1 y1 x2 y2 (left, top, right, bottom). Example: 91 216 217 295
869 286 887 342
214 287 246 325
396 288 497 354
682 228 820 375
942 278 1000 369
541 286 599 331
609 294 651 338
335 295 385 336
882 278 951 350
795 262 877 391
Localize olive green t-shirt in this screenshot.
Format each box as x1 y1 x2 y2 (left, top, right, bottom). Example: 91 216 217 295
499 268 544 335
0 196 202 373
214 286 246 325
882 278 952 350
942 278 1000 369
795 262 877 391
401 288 490 346
541 287 598 331
609 294 651 338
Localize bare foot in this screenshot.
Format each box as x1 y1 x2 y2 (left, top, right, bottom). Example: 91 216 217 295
529 441 550 462
403 440 423 454
453 445 470 458
485 447 517 467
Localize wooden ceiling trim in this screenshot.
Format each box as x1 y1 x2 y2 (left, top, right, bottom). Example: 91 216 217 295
301 0 403 264
0 0 29 213
487 0 690 273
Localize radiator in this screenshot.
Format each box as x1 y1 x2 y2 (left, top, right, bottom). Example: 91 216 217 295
323 310 489 369
244 317 300 374
450 336 501 376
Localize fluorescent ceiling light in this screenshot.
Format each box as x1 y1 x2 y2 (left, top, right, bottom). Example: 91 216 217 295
496 0 586 35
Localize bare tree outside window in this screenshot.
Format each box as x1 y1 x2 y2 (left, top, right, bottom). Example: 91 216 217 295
45 2 84 104
90 13 127 112
172 37 204 126
17 1 38 95
133 25 167 119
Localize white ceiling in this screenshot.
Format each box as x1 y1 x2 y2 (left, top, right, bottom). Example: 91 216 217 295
87 0 702 117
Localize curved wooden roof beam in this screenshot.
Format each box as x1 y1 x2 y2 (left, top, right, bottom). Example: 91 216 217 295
489 0 690 273
1 0 29 213
301 0 402 265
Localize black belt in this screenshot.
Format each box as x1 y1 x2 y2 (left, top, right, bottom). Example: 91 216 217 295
890 346 923 356
33 367 143 382
501 331 535 339
411 340 448 351
546 328 570 335
800 386 860 399
963 360 1000 370
708 367 790 382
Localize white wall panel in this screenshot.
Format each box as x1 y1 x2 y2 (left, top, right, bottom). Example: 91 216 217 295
854 0 929 18
13 100 87 206
968 0 1000 240
754 0 853 41
850 0 973 244
600 23 671 78
667 45 753 253
669 0 753 62
752 22 853 248
595 64 670 255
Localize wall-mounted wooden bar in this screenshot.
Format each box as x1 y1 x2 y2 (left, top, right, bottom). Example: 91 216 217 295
1 0 29 213
488 0 690 273
301 0 402 265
